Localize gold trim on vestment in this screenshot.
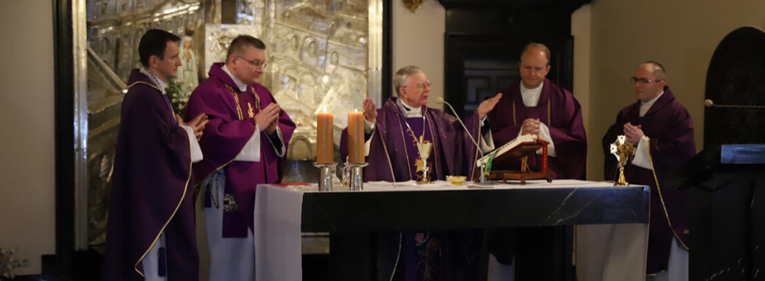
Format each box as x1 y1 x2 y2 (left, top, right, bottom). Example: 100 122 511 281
512 98 551 126
512 101 516 126
396 117 414 180
127 81 162 92
647 138 690 250
372 118 397 182
512 98 551 132
134 134 193 278
193 86 262 189
225 84 245 121
646 269 666 277
425 110 441 178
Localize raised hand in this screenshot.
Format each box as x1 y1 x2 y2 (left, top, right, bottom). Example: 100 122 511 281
363 98 378 122
477 93 503 119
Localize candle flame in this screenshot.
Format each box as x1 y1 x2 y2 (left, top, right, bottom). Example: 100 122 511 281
354 108 358 113
323 105 327 113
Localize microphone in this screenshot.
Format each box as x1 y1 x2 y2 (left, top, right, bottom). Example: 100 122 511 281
436 97 484 158
437 97 489 184
704 99 765 109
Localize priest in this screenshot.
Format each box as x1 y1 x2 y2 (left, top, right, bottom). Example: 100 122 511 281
341 65 502 280
104 29 207 281
487 42 587 179
184 35 295 281
601 61 695 280
485 42 587 280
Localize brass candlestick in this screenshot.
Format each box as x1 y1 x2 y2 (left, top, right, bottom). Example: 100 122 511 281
610 135 635 186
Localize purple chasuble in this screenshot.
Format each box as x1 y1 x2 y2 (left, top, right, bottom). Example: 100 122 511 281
602 86 695 274
185 62 295 238
488 78 587 180
485 78 587 267
340 98 485 280
161 94 178 128
103 69 198 281
400 115 439 181
341 98 483 182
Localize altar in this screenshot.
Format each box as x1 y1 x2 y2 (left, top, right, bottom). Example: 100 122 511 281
253 179 650 281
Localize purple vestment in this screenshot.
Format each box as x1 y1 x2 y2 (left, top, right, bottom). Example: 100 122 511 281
340 98 483 182
488 78 587 180
602 86 695 275
340 98 485 281
184 63 295 237
103 69 199 281
485 78 587 270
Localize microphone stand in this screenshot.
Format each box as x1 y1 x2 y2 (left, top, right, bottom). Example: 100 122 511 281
440 99 491 185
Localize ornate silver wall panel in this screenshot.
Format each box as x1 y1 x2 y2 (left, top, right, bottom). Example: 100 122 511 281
204 24 260 75
74 0 90 251
83 0 205 250
79 0 382 250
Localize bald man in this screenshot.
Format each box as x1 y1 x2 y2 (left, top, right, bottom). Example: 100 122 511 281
486 42 587 280
602 61 695 280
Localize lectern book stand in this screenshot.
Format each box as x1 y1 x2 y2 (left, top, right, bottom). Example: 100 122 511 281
475 134 552 184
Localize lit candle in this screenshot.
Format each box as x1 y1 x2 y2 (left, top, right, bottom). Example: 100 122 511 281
317 106 334 164
348 109 365 163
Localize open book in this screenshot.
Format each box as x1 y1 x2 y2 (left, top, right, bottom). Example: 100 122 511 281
476 134 549 168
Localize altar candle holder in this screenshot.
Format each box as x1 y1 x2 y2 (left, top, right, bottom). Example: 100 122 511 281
313 162 338 192
346 162 369 191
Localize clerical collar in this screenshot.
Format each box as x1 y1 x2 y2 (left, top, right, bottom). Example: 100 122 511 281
642 91 664 106
222 64 249 92
639 91 664 117
140 68 168 94
520 81 544 107
397 98 423 118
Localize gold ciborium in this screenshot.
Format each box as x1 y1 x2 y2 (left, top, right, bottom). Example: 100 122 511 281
610 135 635 186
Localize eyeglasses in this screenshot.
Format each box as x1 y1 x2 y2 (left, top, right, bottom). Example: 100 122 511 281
630 77 662 85
237 55 268 69
403 82 431 89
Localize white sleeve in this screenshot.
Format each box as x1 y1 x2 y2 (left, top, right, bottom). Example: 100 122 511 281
631 136 652 170
364 118 376 133
267 127 286 157
181 125 204 163
479 117 495 153
235 125 261 162
364 133 374 157
536 123 557 157
364 118 376 156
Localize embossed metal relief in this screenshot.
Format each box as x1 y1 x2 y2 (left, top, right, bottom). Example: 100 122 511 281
204 24 260 75
84 0 205 249
265 0 372 151
80 0 382 249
